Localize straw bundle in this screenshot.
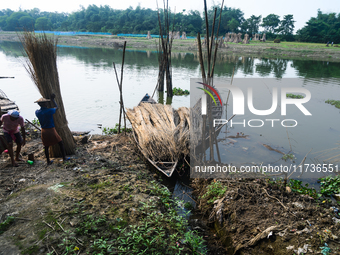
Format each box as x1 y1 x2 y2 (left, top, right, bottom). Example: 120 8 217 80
20 31 75 156
126 103 190 162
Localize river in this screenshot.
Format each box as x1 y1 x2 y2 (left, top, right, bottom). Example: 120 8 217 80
1 41 340 179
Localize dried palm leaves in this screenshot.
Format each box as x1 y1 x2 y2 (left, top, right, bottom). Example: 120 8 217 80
126 103 189 162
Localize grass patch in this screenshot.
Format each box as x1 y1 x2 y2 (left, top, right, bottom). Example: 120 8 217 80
325 99 340 109
38 180 207 254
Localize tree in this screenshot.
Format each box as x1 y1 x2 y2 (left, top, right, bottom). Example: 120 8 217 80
278 14 295 40
261 14 280 33
6 12 31 30
19 16 35 30
297 10 340 43
35 17 51 30
245 15 262 36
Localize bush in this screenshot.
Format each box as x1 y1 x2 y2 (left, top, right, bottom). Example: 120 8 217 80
274 38 280 43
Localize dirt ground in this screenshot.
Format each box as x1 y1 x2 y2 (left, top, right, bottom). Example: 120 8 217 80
193 178 340 254
1 32 340 61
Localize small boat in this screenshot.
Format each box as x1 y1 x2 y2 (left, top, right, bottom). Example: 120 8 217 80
127 94 189 177
0 89 20 115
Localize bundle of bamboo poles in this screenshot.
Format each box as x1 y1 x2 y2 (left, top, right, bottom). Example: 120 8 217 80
126 103 189 162
20 31 75 156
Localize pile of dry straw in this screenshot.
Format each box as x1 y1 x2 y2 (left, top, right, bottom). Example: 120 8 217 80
126 103 190 162
19 31 75 156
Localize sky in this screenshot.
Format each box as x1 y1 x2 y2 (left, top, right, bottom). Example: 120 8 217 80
2 0 340 32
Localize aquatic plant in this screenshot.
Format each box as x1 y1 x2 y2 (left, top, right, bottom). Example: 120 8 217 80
325 99 340 109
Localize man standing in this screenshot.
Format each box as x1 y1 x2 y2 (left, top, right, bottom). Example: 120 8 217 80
0 110 26 167
35 94 67 165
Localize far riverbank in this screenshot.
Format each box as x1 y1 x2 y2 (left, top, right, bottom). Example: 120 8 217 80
1 31 340 62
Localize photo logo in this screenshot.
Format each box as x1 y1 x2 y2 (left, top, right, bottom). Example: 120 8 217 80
197 82 312 128
197 82 222 115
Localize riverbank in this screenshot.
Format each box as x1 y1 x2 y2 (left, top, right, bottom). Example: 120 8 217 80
0 126 219 254
1 31 340 62
1 123 340 254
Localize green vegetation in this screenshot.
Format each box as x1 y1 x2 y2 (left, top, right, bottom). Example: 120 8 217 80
42 180 207 254
101 124 132 135
319 175 340 196
201 181 227 204
286 93 305 99
0 5 296 40
0 216 15 234
325 99 340 109
282 153 296 161
288 179 322 199
173 87 190 96
297 10 340 43
31 118 40 126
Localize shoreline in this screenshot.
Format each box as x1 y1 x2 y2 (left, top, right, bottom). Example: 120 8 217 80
1 32 340 62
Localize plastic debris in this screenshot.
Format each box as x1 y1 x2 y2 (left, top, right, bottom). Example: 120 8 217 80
332 217 340 224
292 202 305 209
295 244 311 255
267 231 273 238
286 245 294 250
48 183 64 192
320 243 331 255
296 228 311 235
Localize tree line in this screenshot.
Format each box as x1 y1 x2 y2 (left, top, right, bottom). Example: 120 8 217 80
0 5 339 43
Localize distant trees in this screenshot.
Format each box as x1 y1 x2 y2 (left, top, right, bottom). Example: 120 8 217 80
241 15 262 36
297 10 340 43
35 17 51 30
1 5 340 44
261 14 280 33
277 14 295 41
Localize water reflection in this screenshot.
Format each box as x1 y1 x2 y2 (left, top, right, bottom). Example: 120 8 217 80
2 41 340 79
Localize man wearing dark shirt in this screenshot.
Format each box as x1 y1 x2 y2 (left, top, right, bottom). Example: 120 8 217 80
35 94 66 165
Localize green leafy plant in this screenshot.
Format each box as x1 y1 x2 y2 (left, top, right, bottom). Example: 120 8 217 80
0 216 15 234
286 93 305 99
319 175 340 196
184 230 207 254
282 153 296 161
325 99 340 109
31 118 41 126
101 123 132 135
173 87 190 96
288 179 322 199
201 181 227 204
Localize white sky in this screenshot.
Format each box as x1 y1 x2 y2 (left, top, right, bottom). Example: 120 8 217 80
2 0 340 31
